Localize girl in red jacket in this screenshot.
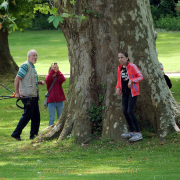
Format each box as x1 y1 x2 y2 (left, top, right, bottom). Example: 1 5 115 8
116 52 144 142
45 63 66 126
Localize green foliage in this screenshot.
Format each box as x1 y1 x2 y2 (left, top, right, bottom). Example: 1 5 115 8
159 0 177 16
47 7 65 28
34 3 50 15
151 0 177 21
0 0 8 10
0 0 65 31
155 14 180 31
0 0 94 32
82 5 101 18
151 0 180 30
48 15 64 28
0 0 35 31
78 14 87 22
70 0 76 6
89 83 105 137
151 4 161 21
63 12 87 22
27 13 55 30
30 3 67 30
62 13 69 18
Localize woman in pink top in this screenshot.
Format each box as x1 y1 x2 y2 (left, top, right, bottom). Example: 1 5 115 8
45 63 66 126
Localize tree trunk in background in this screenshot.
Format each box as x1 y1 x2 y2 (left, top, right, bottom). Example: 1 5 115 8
38 0 180 143
0 29 18 76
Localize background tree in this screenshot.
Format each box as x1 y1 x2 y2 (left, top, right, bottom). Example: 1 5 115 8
0 0 37 75
150 0 179 22
0 0 55 75
38 0 180 144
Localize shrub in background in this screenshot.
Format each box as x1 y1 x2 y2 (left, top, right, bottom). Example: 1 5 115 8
155 15 180 31
151 0 177 20
151 0 180 31
27 13 56 30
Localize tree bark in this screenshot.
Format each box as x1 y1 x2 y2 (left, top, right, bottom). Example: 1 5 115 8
39 0 180 143
0 29 18 76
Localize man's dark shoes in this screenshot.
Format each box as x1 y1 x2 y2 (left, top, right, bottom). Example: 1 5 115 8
11 135 21 141
30 136 36 140
30 134 37 140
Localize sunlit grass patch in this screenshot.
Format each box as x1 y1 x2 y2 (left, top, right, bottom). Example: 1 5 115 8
8 30 69 75
0 74 180 179
8 30 180 74
170 76 180 104
156 31 180 72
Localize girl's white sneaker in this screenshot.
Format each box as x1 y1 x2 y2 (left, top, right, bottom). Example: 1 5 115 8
129 133 142 142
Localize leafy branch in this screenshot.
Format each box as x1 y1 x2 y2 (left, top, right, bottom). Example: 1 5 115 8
70 0 76 6
47 6 64 28
0 0 17 31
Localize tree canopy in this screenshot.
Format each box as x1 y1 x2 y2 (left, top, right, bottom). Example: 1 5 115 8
0 0 36 32
0 0 66 32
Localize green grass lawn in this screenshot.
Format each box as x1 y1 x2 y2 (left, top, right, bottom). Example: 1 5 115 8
8 30 180 74
0 75 180 180
156 31 180 72
2 30 180 179
8 30 69 74
169 76 180 104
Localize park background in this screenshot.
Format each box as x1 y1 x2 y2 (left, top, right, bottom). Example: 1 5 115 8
1 0 180 179
8 0 180 75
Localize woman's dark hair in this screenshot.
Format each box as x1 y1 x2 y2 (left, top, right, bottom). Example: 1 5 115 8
119 51 130 62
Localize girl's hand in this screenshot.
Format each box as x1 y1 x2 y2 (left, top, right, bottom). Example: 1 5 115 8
116 88 121 96
51 64 59 77
128 79 132 89
54 64 59 72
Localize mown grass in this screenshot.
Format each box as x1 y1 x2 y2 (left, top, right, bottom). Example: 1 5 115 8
170 76 180 104
2 30 180 179
156 30 180 72
8 30 69 74
1 136 180 180
8 30 180 74
0 75 180 180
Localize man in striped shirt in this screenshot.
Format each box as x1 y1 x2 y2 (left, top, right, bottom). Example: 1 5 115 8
11 50 44 141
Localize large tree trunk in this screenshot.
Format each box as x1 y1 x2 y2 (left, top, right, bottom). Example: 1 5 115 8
0 29 18 76
38 0 180 143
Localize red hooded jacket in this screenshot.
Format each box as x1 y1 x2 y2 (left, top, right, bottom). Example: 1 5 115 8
45 69 66 103
116 62 143 97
